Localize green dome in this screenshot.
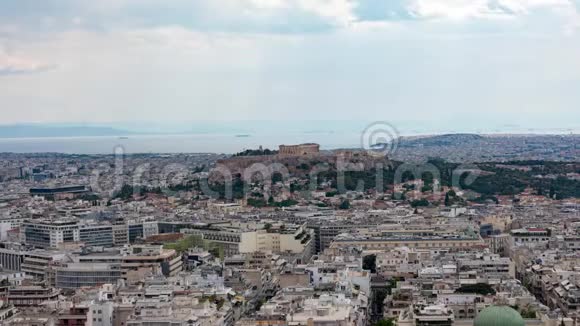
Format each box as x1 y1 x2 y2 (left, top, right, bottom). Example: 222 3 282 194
474 306 525 326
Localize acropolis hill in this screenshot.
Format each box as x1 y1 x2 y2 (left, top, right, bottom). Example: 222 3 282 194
210 143 389 182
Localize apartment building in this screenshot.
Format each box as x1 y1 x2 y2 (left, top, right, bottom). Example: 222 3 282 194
7 286 61 306
456 253 515 281
329 230 485 251
55 263 123 289
77 245 183 277
79 224 114 247
182 222 314 262
0 216 24 241
21 219 80 249
398 304 455 326
0 247 67 280
286 294 366 326
511 228 551 248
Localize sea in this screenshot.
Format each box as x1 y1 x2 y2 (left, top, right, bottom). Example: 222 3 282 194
1 118 579 155
0 132 367 155
0 129 578 155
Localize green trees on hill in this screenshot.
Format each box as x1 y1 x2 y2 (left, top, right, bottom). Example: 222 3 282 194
233 148 278 156
153 158 580 202
410 199 429 207
114 184 165 200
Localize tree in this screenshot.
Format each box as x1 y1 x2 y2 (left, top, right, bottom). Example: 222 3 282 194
374 319 395 326
410 199 429 208
363 254 377 273
298 163 310 170
339 199 350 210
272 199 298 207
445 190 457 206
521 308 537 319
247 198 267 208
372 288 389 317
272 172 283 184
326 191 338 197
233 148 278 157
115 184 135 200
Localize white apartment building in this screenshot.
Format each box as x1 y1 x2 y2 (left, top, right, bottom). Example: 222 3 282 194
239 227 312 255
457 253 515 281
183 223 314 261
20 219 80 249
398 304 455 326
286 294 366 326
142 220 159 239
90 301 114 326
0 216 24 241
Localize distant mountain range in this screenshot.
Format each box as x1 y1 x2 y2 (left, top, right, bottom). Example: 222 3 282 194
0 125 134 138
399 133 485 147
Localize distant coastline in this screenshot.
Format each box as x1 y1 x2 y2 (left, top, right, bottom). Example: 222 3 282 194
1 122 578 139
0 132 578 157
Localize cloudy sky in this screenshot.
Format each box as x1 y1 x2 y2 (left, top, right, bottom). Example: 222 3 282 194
1 0 579 130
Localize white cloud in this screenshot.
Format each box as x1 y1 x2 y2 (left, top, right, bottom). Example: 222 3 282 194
0 51 54 75
296 0 356 25
410 0 492 20
495 0 575 17
224 0 357 27
392 0 578 21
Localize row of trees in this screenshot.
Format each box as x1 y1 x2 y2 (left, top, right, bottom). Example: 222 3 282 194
112 159 580 203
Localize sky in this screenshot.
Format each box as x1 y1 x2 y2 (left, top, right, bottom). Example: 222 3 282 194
0 0 579 131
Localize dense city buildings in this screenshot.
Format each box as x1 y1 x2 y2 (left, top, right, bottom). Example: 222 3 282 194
0 139 578 325
3 0 580 323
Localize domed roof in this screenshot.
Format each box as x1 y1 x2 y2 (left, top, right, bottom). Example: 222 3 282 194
474 306 525 326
